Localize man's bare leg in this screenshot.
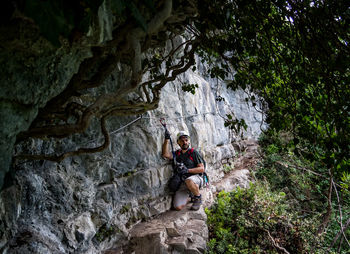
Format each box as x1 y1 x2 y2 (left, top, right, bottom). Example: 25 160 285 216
173 180 198 210
185 179 202 210
185 179 200 196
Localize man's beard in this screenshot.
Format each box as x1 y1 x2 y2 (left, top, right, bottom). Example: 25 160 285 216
181 144 189 150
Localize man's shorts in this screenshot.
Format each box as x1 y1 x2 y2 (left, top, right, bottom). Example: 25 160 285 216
173 174 203 208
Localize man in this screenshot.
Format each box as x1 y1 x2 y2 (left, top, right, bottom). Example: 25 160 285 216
162 130 205 211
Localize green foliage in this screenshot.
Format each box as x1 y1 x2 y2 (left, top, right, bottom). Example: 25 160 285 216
255 131 350 253
196 0 350 178
94 223 119 242
181 83 199 94
323 213 350 253
206 183 322 254
222 164 233 174
207 131 349 253
120 204 131 214
257 145 326 214
340 172 350 190
224 114 247 136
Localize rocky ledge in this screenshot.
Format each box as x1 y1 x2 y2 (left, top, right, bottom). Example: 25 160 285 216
104 140 259 254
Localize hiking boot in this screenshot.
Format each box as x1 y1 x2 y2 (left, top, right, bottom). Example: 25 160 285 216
191 195 202 211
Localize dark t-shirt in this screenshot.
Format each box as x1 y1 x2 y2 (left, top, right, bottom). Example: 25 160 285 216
175 148 204 170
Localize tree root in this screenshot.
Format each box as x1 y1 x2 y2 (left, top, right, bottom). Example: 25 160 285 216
14 115 110 163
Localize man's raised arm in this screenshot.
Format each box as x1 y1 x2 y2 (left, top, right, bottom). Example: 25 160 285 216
162 131 173 160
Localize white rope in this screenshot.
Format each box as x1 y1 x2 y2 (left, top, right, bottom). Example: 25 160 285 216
109 116 142 135
79 111 218 146
141 111 217 120
79 116 142 146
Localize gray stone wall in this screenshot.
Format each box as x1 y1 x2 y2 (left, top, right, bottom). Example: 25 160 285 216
0 1 116 188
0 60 264 253
0 3 266 252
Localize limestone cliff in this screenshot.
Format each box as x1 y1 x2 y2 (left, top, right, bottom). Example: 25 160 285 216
0 1 264 253
0 59 263 253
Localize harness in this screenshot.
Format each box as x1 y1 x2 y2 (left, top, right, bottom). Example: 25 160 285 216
175 148 209 188
175 148 195 162
176 148 200 170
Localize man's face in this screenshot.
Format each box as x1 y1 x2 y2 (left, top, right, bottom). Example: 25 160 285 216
178 136 190 150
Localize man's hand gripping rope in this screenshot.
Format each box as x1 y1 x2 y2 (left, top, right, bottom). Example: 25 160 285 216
160 118 176 163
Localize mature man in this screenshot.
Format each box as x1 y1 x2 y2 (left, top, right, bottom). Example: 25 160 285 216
162 130 205 211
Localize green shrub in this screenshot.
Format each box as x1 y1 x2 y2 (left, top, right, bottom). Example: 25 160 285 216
206 183 324 254
254 131 350 253
223 164 234 174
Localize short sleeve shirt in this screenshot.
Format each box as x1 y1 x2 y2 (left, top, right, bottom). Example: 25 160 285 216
175 148 204 169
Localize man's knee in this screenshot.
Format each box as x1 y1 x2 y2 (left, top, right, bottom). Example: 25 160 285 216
174 204 185 211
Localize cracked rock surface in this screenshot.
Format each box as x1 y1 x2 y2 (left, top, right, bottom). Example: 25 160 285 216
106 141 259 254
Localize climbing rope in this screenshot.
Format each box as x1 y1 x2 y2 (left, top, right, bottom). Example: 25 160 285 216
109 116 143 135
79 111 219 146
141 111 218 127
142 111 216 120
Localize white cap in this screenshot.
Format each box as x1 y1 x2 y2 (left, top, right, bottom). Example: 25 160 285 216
177 131 190 141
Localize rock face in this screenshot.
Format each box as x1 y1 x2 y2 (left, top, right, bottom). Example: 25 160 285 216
127 206 209 254
0 4 265 254
115 140 258 254
0 3 114 188
0 62 263 253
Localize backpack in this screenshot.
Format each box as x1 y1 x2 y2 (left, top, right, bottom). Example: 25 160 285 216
168 173 182 192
